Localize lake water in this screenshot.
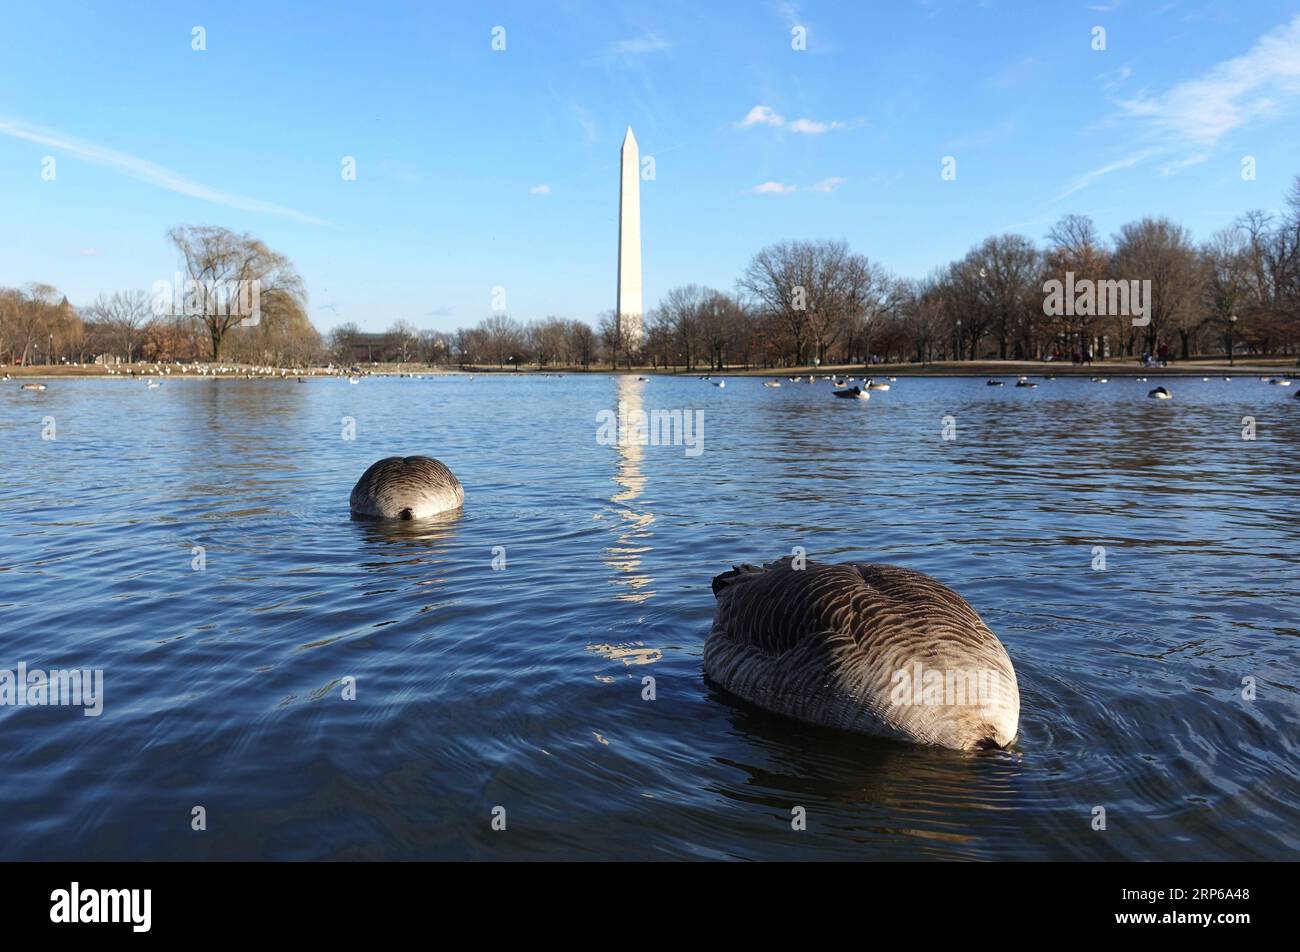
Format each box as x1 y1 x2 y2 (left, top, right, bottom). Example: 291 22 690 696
1 372 1297 860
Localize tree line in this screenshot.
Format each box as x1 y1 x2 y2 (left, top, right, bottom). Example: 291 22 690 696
5 176 1299 370
349 174 1300 370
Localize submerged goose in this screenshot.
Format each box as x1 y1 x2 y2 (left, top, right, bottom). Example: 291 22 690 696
865 378 890 391
832 385 869 400
1148 385 1172 399
349 456 464 520
704 558 1019 750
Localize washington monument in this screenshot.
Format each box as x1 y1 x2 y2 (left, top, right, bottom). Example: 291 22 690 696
617 126 644 347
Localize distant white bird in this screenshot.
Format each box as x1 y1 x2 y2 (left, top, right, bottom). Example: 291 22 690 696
763 380 781 388
146 380 161 389
1091 377 1109 383
20 383 46 391
714 380 726 388
348 377 361 385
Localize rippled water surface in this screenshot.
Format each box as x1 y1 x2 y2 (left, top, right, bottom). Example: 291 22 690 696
1 373 1297 860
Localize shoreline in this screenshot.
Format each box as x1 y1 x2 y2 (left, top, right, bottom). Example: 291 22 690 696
5 358 1296 381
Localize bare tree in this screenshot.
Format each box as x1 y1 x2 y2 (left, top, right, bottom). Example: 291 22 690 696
167 225 306 360
85 289 151 363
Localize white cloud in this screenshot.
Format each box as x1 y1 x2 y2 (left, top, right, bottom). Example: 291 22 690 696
1055 148 1159 201
734 104 845 134
1057 13 1300 199
0 116 328 225
736 105 785 128
787 118 844 134
806 176 846 192
609 33 672 56
529 184 552 195
753 181 796 194
1116 13 1300 148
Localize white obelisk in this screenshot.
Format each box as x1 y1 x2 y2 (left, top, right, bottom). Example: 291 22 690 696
617 126 644 347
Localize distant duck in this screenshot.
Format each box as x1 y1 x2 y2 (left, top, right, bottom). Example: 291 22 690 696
20 383 46 391
350 456 464 520
986 379 1004 387
1148 386 1172 399
832 385 869 400
636 376 649 382
1015 376 1037 388
1268 377 1291 386
763 380 781 388
865 378 890 391
1091 377 1109 384
832 379 848 389
704 557 1019 750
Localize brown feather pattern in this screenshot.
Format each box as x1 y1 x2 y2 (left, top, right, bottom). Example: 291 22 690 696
705 558 1019 750
349 456 464 519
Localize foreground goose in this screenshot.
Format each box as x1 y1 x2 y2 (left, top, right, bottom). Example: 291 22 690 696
832 385 869 400
350 456 464 520
705 558 1019 750
1148 385 1172 399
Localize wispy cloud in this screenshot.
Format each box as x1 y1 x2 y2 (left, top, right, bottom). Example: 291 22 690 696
1055 148 1159 201
806 176 846 192
1116 13 1300 148
0 116 328 225
608 32 672 56
529 184 552 195
734 104 845 134
1058 13 1300 198
752 176 845 194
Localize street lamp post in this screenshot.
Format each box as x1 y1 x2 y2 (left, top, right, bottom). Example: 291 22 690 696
1228 314 1237 367
955 320 962 362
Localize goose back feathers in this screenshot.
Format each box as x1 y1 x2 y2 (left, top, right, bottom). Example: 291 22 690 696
350 456 464 520
705 558 1019 750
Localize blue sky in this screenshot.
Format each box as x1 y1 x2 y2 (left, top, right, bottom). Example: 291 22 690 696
2 0 1300 333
